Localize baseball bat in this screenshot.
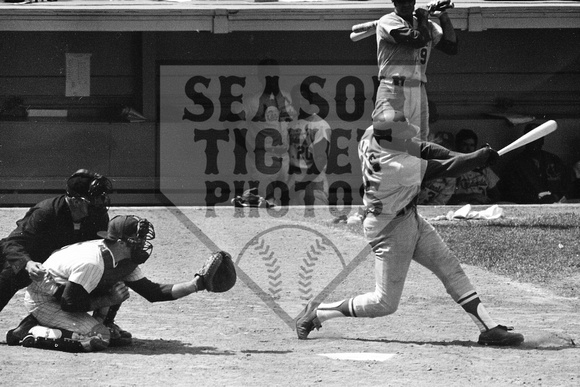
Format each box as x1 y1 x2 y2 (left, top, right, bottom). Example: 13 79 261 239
497 120 558 156
350 1 455 42
350 21 378 42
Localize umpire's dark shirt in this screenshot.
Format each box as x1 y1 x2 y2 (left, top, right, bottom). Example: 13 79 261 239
0 195 109 273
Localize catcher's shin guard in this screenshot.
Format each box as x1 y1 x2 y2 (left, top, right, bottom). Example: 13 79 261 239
21 324 110 352
21 335 86 352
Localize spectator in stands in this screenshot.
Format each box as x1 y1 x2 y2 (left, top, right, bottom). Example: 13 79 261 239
448 129 501 205
500 122 569 204
561 160 580 202
418 131 456 205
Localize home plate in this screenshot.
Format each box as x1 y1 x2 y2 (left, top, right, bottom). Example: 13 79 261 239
319 353 396 362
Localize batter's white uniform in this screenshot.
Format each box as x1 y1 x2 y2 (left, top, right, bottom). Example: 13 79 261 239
352 128 475 317
373 12 444 141
24 240 143 336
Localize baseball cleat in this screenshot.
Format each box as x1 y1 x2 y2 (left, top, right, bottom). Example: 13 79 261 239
105 322 132 339
478 325 524 346
295 300 322 340
5 314 39 346
106 322 133 347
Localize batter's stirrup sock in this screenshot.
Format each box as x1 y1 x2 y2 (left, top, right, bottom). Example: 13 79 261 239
316 298 356 323
457 291 497 332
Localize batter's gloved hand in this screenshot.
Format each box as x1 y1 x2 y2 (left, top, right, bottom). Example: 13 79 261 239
427 0 454 15
483 144 500 167
195 251 237 293
231 188 268 208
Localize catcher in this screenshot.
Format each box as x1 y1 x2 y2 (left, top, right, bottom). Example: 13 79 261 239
6 215 236 352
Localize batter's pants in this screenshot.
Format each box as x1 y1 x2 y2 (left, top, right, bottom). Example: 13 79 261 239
353 208 475 317
372 78 429 141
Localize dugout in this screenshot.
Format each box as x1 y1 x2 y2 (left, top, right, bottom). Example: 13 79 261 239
0 0 579 206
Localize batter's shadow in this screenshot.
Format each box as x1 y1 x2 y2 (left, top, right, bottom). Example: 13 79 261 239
344 337 576 351
106 338 237 356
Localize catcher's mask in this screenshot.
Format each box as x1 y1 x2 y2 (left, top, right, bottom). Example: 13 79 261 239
66 169 113 211
98 215 156 264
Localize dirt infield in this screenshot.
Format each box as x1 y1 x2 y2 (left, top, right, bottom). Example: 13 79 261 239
0 206 577 386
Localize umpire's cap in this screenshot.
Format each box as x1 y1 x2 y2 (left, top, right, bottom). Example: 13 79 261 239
66 169 113 198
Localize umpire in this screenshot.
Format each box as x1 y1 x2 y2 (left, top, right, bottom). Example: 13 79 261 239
0 169 129 343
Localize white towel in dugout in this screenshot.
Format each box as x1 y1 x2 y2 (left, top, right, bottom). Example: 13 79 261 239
431 204 504 221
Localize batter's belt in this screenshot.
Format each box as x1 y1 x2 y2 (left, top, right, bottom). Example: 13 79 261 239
365 196 417 218
379 76 425 88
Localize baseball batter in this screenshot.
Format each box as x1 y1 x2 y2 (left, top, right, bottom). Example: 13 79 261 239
9 215 234 352
296 123 525 346
373 0 457 141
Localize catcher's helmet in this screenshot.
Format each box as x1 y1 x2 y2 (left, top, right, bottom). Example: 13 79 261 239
98 215 156 264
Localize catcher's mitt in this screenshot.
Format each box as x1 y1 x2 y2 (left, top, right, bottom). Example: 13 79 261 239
196 251 237 293
427 0 454 14
231 188 265 208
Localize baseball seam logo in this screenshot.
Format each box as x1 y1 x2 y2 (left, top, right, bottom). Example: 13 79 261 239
252 238 283 299
298 238 327 304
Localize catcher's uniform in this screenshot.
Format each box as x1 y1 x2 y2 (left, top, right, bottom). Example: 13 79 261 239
353 128 480 317
24 240 142 335
373 12 446 140
287 113 331 205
